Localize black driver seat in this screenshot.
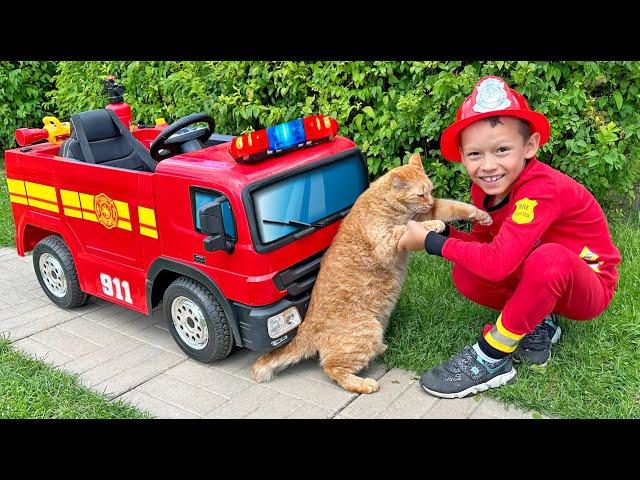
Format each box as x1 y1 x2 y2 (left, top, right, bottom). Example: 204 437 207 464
60 109 156 172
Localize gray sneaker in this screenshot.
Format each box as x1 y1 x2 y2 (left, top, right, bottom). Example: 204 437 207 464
512 314 561 367
420 345 517 399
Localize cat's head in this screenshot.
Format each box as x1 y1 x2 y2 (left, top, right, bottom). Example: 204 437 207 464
383 153 435 217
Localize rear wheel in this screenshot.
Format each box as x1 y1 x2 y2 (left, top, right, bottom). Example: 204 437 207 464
33 235 89 308
163 276 233 362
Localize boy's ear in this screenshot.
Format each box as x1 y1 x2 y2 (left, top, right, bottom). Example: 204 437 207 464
408 152 424 171
525 132 541 159
390 172 407 189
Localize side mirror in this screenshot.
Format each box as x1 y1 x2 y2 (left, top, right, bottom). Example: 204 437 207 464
198 198 235 254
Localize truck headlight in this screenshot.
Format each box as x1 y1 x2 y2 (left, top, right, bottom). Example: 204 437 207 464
267 307 301 339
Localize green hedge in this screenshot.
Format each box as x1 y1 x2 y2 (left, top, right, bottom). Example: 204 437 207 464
0 61 57 153
9 61 640 206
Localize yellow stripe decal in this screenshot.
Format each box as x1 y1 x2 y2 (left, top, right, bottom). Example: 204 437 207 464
6 178 26 196
118 220 132 231
64 207 83 218
9 194 29 205
83 211 98 222
138 207 156 227
114 200 130 220
27 198 59 213
496 314 524 341
485 331 517 353
140 226 158 239
60 189 81 208
79 193 95 211
25 181 57 203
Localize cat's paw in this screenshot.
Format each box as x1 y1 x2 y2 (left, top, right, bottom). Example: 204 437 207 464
470 209 493 226
361 378 380 394
421 220 446 233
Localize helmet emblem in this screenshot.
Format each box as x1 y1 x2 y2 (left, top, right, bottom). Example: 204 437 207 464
473 78 512 113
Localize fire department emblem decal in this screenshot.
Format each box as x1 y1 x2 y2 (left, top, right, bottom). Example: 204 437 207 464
473 78 512 113
94 193 118 229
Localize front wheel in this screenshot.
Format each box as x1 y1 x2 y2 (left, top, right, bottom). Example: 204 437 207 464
163 276 233 362
33 235 89 308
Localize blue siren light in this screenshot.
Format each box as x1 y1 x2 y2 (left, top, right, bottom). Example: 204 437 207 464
267 118 306 151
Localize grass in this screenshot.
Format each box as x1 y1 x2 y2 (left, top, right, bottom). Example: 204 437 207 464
0 338 150 418
0 159 13 246
383 211 640 419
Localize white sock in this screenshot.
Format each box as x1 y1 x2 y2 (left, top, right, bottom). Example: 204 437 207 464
473 343 502 364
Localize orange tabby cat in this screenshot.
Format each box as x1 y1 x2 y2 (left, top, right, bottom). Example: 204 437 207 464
250 153 492 393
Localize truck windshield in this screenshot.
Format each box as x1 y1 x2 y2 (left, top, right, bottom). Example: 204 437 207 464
252 152 368 245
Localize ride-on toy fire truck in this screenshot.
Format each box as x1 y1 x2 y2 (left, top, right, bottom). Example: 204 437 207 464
4 78 369 362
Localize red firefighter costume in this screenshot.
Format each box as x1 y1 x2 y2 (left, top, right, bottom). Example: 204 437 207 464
434 76 621 352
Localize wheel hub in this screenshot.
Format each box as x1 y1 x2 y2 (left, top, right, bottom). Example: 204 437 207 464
39 253 67 298
170 296 209 350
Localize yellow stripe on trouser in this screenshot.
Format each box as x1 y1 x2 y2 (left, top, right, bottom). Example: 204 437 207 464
484 331 518 353
495 314 525 341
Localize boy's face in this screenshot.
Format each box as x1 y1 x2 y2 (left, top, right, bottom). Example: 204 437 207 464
458 116 540 200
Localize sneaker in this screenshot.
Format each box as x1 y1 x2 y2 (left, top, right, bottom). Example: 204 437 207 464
420 345 517 399
512 314 561 367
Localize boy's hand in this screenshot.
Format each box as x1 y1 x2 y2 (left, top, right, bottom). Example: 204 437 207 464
397 220 444 252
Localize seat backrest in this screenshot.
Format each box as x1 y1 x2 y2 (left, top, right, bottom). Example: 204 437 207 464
60 109 156 173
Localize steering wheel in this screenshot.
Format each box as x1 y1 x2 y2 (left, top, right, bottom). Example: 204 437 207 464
149 112 216 161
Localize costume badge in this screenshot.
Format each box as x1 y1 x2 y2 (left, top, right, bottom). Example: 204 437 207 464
473 78 512 113
512 198 537 224
94 193 118 230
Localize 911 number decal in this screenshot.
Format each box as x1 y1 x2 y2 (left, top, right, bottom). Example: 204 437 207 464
100 273 133 304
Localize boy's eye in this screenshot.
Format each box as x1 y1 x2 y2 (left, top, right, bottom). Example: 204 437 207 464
497 146 511 153
466 151 481 158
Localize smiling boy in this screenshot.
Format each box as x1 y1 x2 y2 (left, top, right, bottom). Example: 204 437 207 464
397 76 621 398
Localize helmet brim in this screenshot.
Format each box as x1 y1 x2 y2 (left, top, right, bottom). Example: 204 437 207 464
440 110 551 162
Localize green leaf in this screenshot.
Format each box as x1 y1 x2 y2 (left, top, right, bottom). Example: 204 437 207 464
363 106 375 118
613 91 623 110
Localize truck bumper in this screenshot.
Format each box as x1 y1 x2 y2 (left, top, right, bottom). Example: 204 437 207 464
231 293 312 352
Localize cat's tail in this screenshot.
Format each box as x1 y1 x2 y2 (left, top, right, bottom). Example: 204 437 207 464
250 329 316 383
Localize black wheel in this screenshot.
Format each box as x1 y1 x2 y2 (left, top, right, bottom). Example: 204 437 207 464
33 235 89 308
163 276 233 362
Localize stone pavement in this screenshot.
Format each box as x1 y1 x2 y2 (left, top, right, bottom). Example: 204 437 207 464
0 247 547 419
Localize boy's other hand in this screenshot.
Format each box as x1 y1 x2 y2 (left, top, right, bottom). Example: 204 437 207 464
397 220 444 252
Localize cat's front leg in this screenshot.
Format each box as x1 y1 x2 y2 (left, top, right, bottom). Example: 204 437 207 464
432 199 492 225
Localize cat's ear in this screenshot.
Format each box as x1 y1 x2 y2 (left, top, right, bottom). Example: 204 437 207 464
408 152 424 171
390 172 407 189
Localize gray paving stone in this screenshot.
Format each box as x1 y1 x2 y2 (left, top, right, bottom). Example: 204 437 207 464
118 389 199 419
80 303 145 328
339 368 427 419
1 304 79 341
62 337 145 375
137 374 228 416
210 348 262 376
25 326 102 360
469 397 546 419
375 382 440 419
57 317 128 346
129 324 185 357
165 360 253 398
285 403 335 419
0 284 46 308
12 336 73 368
204 384 306 419
421 395 484 419
85 344 183 398
0 297 48 319
261 369 357 411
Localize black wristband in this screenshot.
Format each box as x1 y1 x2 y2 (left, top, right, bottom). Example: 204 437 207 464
424 231 447 256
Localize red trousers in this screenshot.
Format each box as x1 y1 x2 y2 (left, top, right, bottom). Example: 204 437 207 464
451 243 616 335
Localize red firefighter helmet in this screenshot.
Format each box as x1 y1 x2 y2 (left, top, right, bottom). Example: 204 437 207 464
440 76 550 162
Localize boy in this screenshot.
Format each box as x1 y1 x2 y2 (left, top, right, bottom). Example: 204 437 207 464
397 76 621 399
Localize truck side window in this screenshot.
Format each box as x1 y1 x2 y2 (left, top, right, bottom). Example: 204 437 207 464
192 190 236 239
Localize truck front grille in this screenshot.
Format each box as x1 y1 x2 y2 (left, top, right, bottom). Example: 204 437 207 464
273 249 326 298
